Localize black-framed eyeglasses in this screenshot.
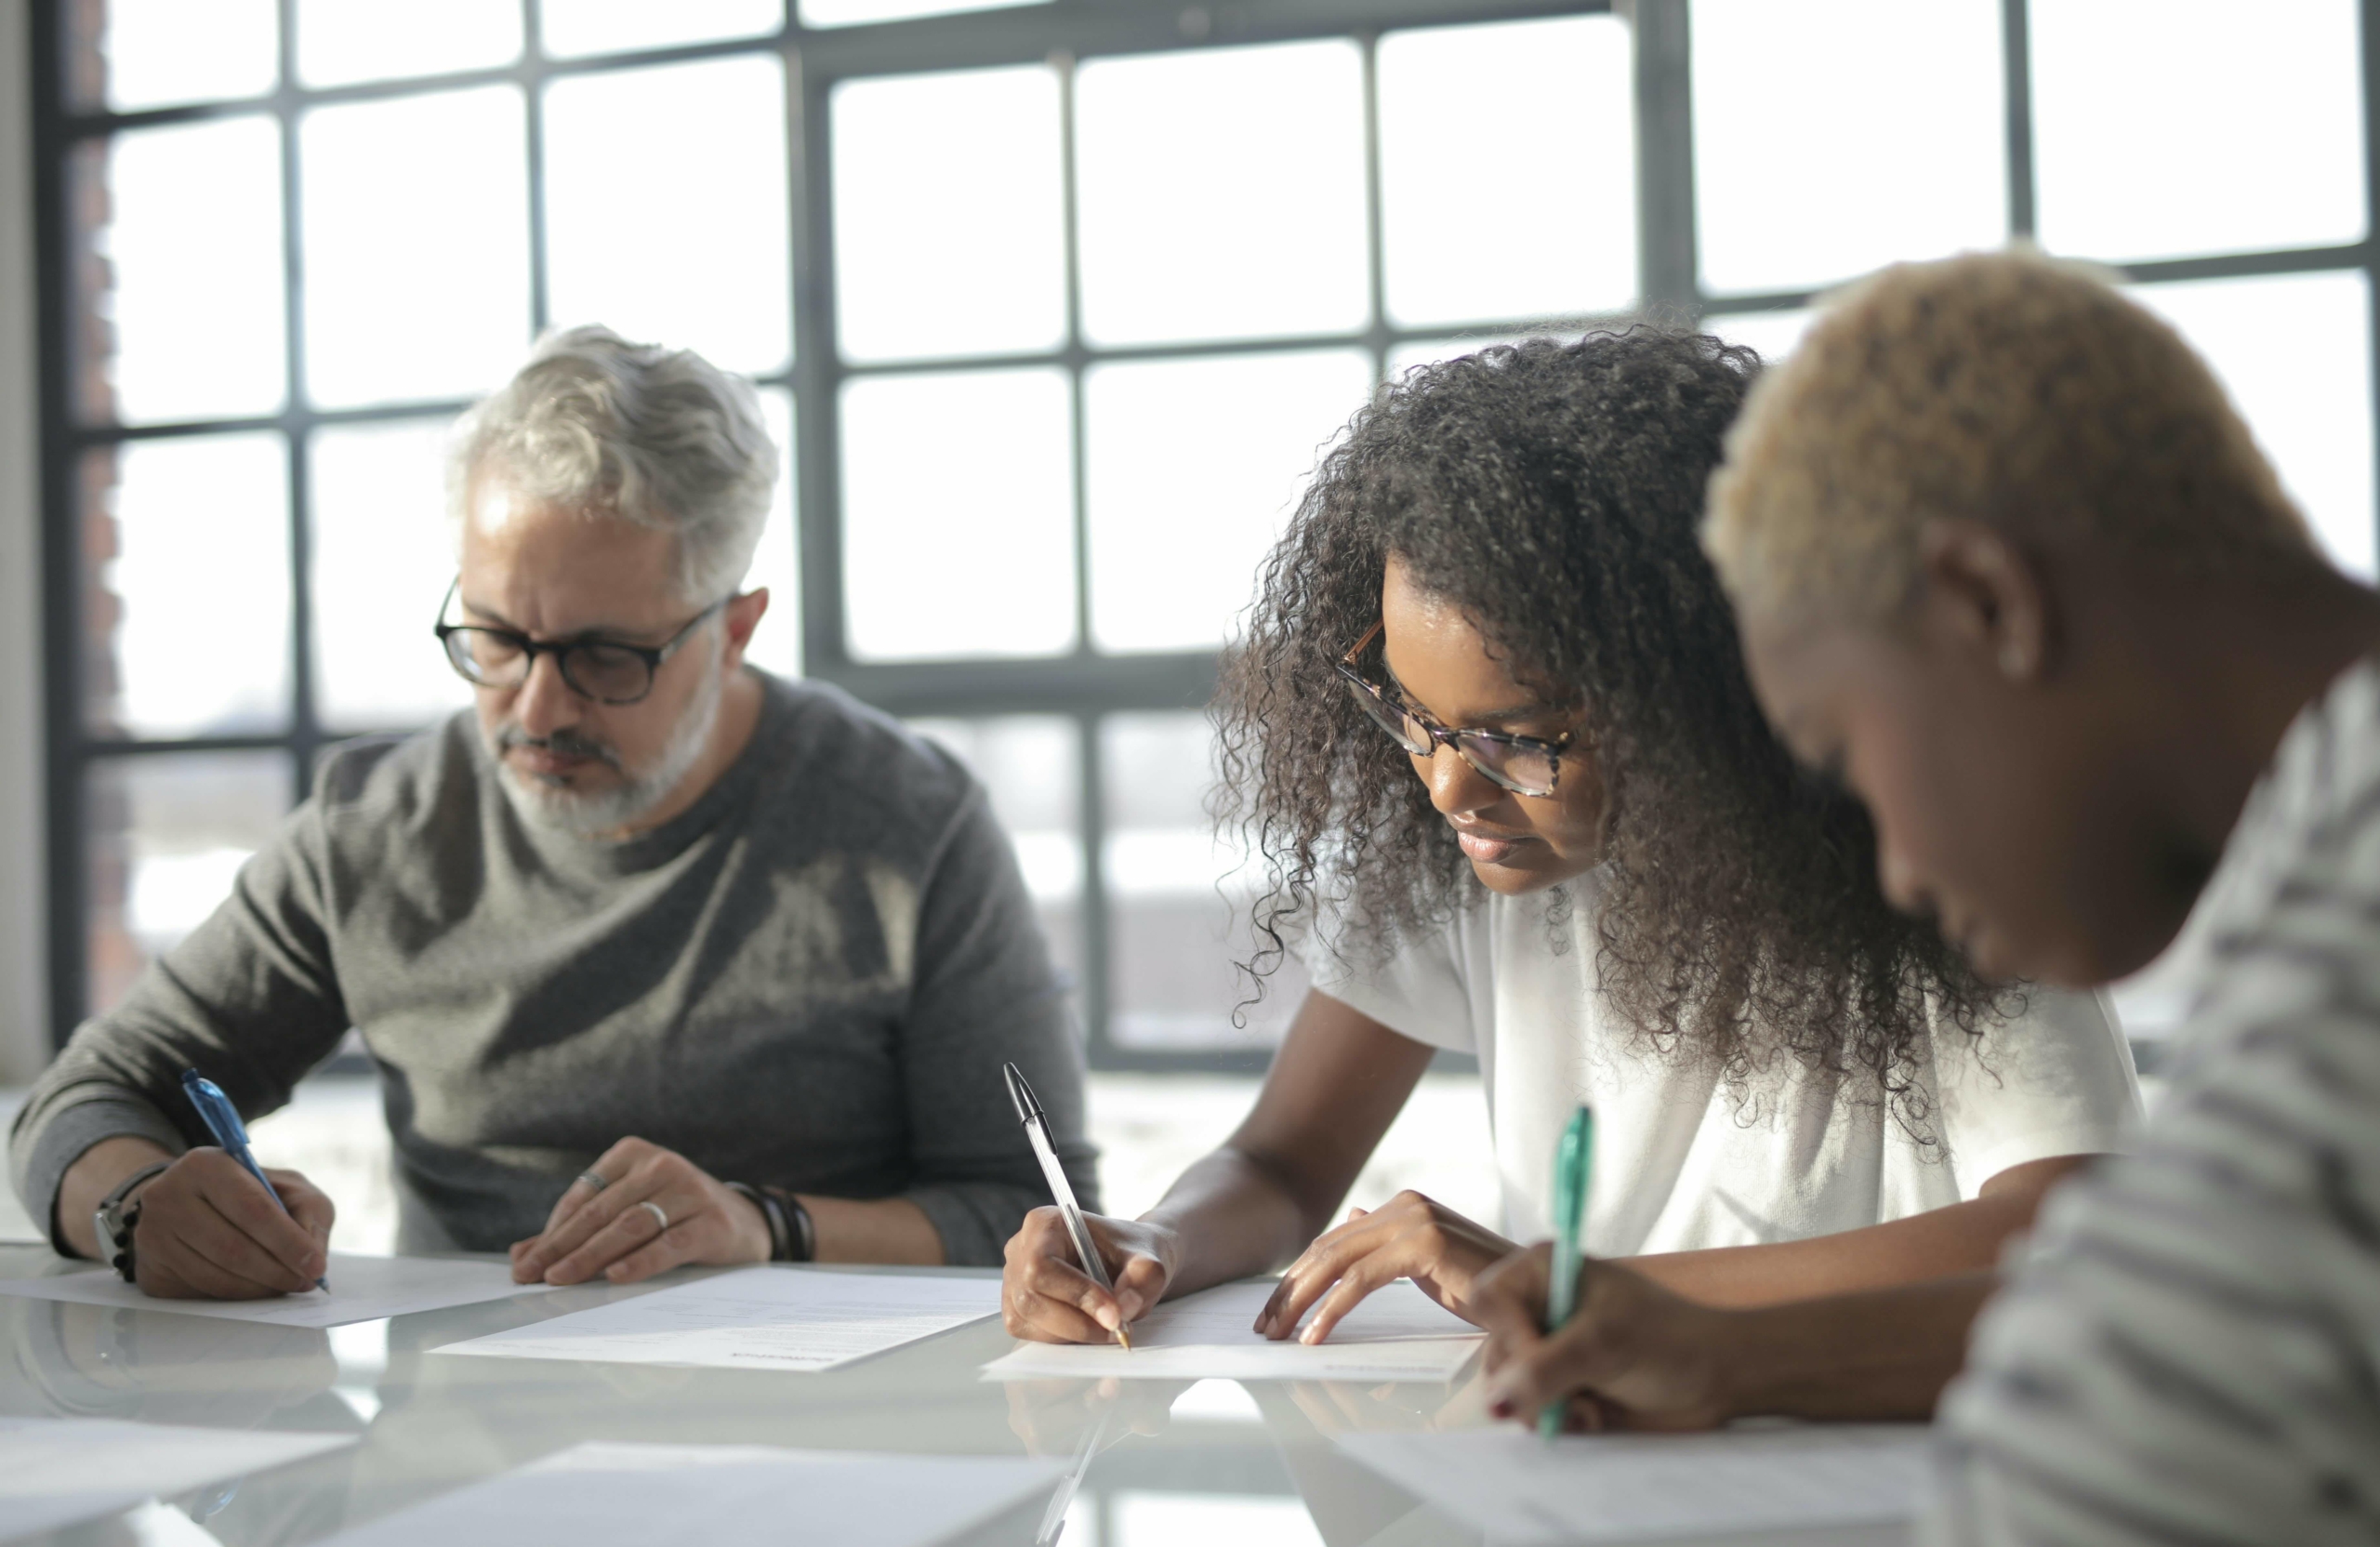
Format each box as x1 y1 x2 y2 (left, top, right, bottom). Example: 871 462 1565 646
432 579 730 707
1335 622 1575 798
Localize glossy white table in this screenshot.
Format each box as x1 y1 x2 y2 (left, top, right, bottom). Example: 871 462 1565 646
0 1248 1904 1547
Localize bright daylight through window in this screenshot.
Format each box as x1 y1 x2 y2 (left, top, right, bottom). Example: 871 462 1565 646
41 0 2377 1066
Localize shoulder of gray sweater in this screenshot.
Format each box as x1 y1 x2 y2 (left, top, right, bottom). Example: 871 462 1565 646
300 715 486 856
751 672 989 844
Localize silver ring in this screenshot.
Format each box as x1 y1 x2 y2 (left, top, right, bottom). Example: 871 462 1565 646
638 1199 669 1234
576 1170 609 1194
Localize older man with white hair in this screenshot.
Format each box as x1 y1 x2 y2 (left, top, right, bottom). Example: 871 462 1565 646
14 326 1095 1298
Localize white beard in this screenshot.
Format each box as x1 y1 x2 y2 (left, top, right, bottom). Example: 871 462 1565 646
491 641 726 840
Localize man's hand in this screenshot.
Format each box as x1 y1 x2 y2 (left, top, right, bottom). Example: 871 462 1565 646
1001 1208 1177 1343
509 1137 770 1286
1472 1243 1739 1434
133 1150 335 1301
1253 1191 1516 1344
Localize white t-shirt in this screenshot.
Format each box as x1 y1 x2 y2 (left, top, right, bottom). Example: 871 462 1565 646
1302 872 2141 1254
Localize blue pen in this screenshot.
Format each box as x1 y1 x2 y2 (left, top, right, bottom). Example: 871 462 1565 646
181 1070 328 1292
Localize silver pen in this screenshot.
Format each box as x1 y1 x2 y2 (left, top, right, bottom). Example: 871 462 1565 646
1003 1061 1130 1351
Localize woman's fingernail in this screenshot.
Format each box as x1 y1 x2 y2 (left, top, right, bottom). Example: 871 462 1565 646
1488 1397 1515 1420
1096 1305 1118 1329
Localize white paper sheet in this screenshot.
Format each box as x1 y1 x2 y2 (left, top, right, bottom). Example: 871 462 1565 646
313 1442 1064 1547
0 1254 537 1329
0 1416 355 1543
1334 1424 1934 1544
432 1266 1000 1371
981 1279 1484 1382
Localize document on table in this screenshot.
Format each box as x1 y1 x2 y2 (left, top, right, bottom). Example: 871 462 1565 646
0 1254 537 1329
433 1266 1000 1372
981 1279 1483 1382
314 1443 1064 1547
1334 1424 1934 1544
0 1416 355 1542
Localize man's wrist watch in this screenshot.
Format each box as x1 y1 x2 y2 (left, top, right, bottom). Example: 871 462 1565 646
93 1160 174 1283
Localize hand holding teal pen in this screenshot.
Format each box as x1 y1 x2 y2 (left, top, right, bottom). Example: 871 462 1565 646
1539 1104 1593 1438
181 1070 330 1293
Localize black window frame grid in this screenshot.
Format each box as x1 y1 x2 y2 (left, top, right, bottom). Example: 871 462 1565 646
32 0 2380 1074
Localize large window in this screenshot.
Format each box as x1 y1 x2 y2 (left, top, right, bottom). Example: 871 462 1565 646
37 0 2379 1066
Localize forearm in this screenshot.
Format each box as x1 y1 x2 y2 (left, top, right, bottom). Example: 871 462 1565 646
1625 1193 2034 1307
1628 1151 2109 1308
55 1135 178 1259
801 1194 945 1265
1140 1147 1321 1298
1718 1271 1999 1421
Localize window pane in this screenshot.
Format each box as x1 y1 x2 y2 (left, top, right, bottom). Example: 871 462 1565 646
1379 17 1635 325
800 0 1044 26
2033 0 2364 263
295 0 522 87
87 434 290 738
1102 712 1306 1051
744 388 802 681
1077 41 1368 346
87 0 277 112
906 716 1083 1008
542 0 784 58
841 368 1075 660
1704 308 1814 364
1386 332 1577 380
1693 0 2006 294
834 66 1065 363
2130 271 2376 579
85 753 289 1016
311 419 472 732
302 87 531 409
90 116 286 424
1088 350 1372 654
545 58 792 377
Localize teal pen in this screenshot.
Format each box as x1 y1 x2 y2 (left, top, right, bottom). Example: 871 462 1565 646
1540 1104 1593 1439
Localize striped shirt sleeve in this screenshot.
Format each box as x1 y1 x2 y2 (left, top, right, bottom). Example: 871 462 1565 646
1926 661 2380 1547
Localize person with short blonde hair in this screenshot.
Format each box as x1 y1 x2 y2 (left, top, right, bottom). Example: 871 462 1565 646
1469 249 2380 1545
1706 247 2313 627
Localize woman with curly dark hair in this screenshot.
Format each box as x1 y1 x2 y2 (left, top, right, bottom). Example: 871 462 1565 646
1001 328 2138 1350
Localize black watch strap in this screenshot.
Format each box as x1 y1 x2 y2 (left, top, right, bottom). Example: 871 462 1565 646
93 1159 173 1283
726 1182 787 1261
730 1183 815 1263
767 1187 816 1263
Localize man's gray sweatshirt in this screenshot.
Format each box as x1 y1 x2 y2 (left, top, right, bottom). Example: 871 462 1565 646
11 672 1097 1264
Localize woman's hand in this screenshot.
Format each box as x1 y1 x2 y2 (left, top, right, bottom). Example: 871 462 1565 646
1001 1209 1178 1343
1254 1190 1517 1343
509 1137 771 1287
1001 1376 1190 1455
1471 1243 1739 1434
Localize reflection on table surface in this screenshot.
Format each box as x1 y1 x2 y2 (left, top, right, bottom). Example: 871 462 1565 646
0 1247 1494 1547
2 1248 1907 1547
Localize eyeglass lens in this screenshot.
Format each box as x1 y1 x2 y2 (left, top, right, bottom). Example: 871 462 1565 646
1342 677 1559 796
441 628 655 705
